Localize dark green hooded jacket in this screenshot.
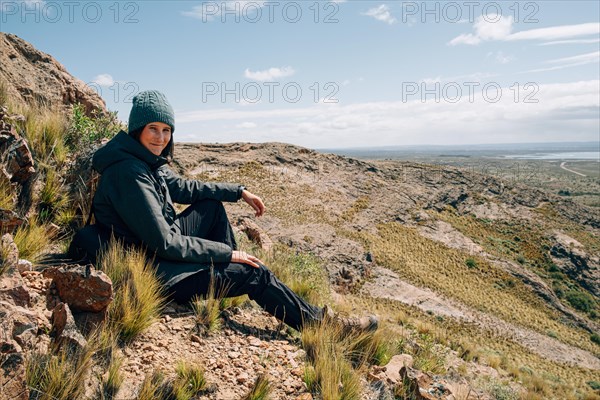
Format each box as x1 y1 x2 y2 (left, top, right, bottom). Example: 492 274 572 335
92 131 243 285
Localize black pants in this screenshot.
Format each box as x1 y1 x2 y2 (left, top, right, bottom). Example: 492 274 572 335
167 199 323 331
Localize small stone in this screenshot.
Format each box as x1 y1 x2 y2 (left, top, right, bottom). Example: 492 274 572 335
16 259 32 274
190 334 202 344
236 372 249 383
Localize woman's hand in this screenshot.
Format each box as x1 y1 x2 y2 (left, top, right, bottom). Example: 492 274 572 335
231 250 264 269
241 189 266 217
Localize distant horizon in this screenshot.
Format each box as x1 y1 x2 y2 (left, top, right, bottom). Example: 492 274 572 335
316 140 600 151
4 1 599 148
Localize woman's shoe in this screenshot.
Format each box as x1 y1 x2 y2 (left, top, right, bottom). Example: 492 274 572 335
322 305 379 333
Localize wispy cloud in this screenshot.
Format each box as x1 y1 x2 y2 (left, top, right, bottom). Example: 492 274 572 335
450 17 600 46
91 73 115 87
244 66 295 81
487 51 515 64
177 81 599 148
362 4 396 25
522 51 600 73
539 38 600 46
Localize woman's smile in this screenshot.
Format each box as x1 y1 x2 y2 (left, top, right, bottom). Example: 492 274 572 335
139 122 172 156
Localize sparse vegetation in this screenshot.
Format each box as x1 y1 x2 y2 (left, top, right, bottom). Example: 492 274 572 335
171 361 208 400
18 105 68 164
26 341 95 400
565 290 596 313
0 174 13 210
65 103 122 151
12 216 55 263
191 268 228 334
38 168 69 223
97 239 165 342
251 242 330 306
243 374 271 400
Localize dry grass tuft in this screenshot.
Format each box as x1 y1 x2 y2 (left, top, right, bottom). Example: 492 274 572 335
26 341 95 400
242 374 271 400
13 216 55 263
191 268 229 334
98 239 165 342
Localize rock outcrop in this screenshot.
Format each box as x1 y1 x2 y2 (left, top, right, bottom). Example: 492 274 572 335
0 32 107 116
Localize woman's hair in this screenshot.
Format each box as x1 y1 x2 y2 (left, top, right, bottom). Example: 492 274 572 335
130 126 174 161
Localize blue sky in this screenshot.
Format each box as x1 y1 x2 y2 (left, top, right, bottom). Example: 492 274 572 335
1 0 599 149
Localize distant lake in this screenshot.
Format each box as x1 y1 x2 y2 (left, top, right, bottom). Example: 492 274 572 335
502 152 599 160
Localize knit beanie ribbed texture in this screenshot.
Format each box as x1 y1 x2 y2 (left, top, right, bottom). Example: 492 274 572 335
128 90 175 134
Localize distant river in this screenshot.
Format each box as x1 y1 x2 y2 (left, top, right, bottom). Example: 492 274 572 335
502 152 599 160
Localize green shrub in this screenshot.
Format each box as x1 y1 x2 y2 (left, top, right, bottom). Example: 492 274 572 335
465 257 477 269
590 333 600 345
66 103 122 150
566 290 596 313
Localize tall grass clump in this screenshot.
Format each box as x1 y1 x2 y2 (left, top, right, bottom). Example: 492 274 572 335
243 374 271 400
191 268 228 334
136 370 170 400
38 168 69 223
21 106 68 164
98 239 165 342
171 361 208 400
13 216 55 263
301 320 363 400
26 342 95 400
0 174 13 210
94 325 124 400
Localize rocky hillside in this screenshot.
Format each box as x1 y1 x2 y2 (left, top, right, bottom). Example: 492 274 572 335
0 34 599 400
0 32 106 115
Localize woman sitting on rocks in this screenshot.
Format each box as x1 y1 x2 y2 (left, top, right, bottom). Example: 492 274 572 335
70 89 377 332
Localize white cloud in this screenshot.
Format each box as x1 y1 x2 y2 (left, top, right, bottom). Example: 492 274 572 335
487 51 514 64
362 4 396 25
522 51 599 73
236 122 257 129
244 66 295 81
546 51 600 65
540 38 600 46
176 80 599 148
91 74 115 87
450 17 600 46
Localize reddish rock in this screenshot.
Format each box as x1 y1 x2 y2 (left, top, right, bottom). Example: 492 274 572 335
0 267 30 307
0 352 29 400
5 138 35 183
51 302 87 352
0 210 25 232
43 265 113 312
0 233 19 267
237 217 273 251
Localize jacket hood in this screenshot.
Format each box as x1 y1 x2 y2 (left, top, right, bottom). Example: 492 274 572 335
92 130 168 173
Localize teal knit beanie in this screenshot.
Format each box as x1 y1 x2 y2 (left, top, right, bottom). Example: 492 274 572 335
128 90 175 134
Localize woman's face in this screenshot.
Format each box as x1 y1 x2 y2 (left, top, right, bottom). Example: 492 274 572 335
139 122 172 156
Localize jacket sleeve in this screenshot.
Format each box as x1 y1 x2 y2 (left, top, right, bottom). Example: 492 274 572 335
159 167 243 204
109 162 233 264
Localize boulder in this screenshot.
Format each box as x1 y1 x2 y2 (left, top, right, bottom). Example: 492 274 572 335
0 267 31 307
51 302 87 352
43 265 112 312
